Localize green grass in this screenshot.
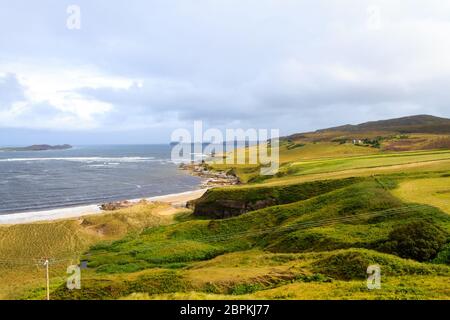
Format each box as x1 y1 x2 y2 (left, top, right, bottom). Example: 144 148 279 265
0 202 179 299
284 150 450 176
40 174 450 300
210 144 450 184
121 274 450 300
49 248 450 300
393 176 450 214
256 156 450 187
311 249 449 280
190 177 361 218
208 141 380 182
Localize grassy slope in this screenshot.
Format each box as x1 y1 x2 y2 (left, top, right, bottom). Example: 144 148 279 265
393 177 450 215
63 249 450 300
209 142 381 182
0 203 181 299
190 177 361 218
208 138 450 184
45 174 450 300
124 274 450 300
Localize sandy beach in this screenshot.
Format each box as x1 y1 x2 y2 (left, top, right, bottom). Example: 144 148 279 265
0 188 208 225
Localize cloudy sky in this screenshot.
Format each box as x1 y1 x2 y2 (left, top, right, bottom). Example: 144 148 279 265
1 0 450 145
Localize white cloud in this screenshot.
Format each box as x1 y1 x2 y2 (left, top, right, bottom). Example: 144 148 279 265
0 65 137 130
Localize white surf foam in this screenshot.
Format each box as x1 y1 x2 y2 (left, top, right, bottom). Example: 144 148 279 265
0 157 156 163
0 188 208 225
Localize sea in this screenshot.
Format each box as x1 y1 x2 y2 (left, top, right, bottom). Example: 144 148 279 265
0 145 202 215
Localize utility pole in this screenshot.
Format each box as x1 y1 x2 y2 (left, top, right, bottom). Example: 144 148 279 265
44 259 50 300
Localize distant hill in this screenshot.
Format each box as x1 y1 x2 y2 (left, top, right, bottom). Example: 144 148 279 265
283 115 450 151
287 115 450 141
316 115 450 134
0 144 72 152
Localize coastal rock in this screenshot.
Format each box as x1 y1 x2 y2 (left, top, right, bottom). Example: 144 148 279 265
193 198 277 219
179 162 240 188
190 177 361 219
100 200 145 211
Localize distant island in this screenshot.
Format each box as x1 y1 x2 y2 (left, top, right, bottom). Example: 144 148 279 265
0 144 72 151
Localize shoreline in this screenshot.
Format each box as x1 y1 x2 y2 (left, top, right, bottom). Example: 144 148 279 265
0 188 208 225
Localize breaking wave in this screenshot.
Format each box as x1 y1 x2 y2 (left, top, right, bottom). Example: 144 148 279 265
0 157 156 163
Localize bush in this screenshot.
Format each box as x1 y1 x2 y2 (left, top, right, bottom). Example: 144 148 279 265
312 251 372 280
312 249 448 280
380 221 448 262
433 243 450 265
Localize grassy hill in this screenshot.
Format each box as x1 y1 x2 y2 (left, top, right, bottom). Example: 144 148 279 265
1 114 450 300
0 203 183 299
284 115 450 152
288 115 450 139
205 115 450 183
315 115 450 134
35 173 450 300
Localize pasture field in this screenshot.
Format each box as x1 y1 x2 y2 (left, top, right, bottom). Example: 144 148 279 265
209 143 450 185
393 177 450 215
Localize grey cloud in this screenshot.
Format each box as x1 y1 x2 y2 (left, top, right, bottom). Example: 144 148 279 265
1 0 450 144
78 80 257 127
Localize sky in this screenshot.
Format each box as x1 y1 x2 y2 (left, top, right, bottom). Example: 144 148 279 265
1 0 450 145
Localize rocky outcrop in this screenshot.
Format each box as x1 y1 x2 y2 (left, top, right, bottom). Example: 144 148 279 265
189 177 362 219
100 199 149 211
179 162 240 187
190 197 278 219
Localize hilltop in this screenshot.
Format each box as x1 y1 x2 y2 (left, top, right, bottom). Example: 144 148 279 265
283 115 450 152
289 115 450 140
316 114 450 134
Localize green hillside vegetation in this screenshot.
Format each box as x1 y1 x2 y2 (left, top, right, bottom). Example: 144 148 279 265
189 177 361 218
208 144 450 184
206 115 450 183
393 177 450 214
49 248 450 300
0 202 182 299
2 115 450 300
313 115 450 134
41 174 450 300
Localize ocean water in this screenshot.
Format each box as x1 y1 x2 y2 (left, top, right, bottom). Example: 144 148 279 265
0 145 201 214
